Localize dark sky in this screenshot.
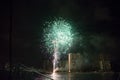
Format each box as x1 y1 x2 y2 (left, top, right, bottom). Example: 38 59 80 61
0 0 120 66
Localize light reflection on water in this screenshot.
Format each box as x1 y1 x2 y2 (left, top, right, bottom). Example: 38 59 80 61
50 72 72 80
35 72 113 80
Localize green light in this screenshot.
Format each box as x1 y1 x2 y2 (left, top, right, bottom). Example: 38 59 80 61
44 18 74 54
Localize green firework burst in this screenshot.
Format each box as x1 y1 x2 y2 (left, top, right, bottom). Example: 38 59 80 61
44 18 74 54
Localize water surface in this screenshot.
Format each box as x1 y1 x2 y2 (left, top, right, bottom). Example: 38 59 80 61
35 72 113 80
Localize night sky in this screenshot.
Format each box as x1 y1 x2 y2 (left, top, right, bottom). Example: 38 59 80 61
0 0 120 67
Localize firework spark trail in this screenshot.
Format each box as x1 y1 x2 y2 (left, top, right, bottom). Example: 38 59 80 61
44 18 74 73
53 40 58 73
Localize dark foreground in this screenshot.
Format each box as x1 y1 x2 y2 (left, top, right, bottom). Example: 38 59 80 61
35 72 120 80
1 70 120 80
